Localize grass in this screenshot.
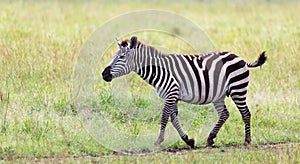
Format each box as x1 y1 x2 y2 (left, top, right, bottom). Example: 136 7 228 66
0 0 299 162
12 143 300 163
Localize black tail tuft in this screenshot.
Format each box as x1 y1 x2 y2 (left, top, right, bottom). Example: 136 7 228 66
247 51 267 68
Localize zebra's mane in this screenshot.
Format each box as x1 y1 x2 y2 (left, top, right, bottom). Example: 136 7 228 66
120 39 163 57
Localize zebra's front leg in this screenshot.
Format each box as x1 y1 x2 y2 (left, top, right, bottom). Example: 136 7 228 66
170 102 195 148
154 105 171 146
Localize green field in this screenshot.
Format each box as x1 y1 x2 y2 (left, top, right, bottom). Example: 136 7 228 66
0 0 299 163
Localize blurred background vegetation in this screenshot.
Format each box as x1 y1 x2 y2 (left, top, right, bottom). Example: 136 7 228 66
0 0 299 162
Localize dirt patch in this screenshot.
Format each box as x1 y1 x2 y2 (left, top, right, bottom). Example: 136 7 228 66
160 142 300 154
108 142 300 155
162 145 201 153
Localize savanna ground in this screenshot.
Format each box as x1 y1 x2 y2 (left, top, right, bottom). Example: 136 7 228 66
0 0 299 163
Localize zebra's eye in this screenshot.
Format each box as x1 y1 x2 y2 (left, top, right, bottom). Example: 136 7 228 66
119 55 125 59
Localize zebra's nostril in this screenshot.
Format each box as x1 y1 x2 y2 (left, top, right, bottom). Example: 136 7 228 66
102 66 111 75
102 66 113 82
103 74 112 82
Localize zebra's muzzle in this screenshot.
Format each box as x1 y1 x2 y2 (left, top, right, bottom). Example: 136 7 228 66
102 66 113 82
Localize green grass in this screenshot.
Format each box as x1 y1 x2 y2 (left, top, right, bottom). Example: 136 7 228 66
0 0 299 162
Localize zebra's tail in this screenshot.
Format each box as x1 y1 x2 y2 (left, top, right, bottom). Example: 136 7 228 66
247 51 267 68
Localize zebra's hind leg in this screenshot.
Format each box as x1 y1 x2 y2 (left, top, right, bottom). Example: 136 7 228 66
170 102 195 148
207 100 229 147
231 95 251 145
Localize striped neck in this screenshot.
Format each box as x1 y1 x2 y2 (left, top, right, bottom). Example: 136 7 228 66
134 44 163 71
133 44 165 82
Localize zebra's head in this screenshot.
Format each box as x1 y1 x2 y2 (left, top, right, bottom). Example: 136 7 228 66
102 36 138 82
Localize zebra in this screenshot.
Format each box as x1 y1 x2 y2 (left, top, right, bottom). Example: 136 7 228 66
102 36 267 148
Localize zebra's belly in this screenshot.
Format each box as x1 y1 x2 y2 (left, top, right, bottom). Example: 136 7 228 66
180 98 210 105
179 86 228 105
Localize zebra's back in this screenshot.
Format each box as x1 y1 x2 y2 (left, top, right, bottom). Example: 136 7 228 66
165 52 249 104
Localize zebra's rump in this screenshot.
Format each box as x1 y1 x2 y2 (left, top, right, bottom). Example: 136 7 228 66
169 52 249 104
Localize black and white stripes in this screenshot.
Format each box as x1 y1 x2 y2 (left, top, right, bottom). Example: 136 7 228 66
102 36 267 148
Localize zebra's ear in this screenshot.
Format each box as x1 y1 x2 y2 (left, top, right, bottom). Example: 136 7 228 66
115 38 122 49
129 36 137 49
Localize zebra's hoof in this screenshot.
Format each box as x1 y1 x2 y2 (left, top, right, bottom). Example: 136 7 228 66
154 138 164 146
187 138 195 149
181 135 195 149
154 141 160 146
244 137 251 146
244 141 251 146
206 139 215 148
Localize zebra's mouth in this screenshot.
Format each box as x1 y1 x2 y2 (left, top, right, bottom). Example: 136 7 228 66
102 66 113 82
